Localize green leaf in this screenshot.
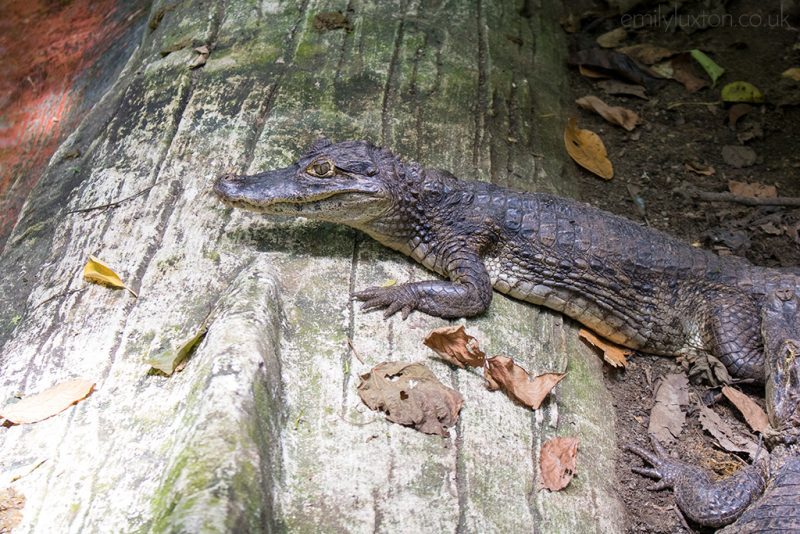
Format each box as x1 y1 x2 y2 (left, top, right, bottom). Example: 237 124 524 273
721 81 765 103
690 49 725 87
147 325 208 375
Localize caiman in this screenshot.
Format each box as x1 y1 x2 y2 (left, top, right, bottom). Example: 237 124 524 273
214 138 800 531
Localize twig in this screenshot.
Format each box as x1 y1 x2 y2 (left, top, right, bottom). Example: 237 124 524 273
347 338 365 365
685 189 800 207
67 179 167 214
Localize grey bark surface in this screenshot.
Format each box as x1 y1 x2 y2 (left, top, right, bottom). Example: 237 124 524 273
0 1 626 532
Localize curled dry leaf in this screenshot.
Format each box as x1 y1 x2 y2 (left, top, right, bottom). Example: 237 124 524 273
578 329 630 368
564 118 613 180
357 362 463 437
728 180 776 199
722 386 770 434
189 45 209 69
146 324 208 375
669 53 709 93
569 48 662 91
575 95 639 131
83 255 137 297
647 373 689 445
684 161 716 176
539 436 579 491
423 325 485 368
728 103 752 128
596 27 627 49
484 356 565 410
578 65 610 80
0 379 95 424
782 67 800 81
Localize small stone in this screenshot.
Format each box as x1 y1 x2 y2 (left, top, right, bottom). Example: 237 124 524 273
721 145 757 168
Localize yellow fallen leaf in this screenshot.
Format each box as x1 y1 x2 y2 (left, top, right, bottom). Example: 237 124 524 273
575 95 639 131
380 279 397 288
721 81 764 103
782 67 800 81
0 379 95 424
564 118 613 180
83 255 137 297
579 329 631 367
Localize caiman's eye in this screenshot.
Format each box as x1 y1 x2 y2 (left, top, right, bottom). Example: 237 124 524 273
307 160 335 177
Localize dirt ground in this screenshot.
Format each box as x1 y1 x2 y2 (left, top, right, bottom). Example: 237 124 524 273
563 1 800 531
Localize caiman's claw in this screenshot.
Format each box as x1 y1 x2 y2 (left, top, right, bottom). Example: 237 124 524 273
353 286 416 319
625 438 766 528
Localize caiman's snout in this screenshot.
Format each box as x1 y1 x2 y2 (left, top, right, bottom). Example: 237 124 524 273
214 173 245 199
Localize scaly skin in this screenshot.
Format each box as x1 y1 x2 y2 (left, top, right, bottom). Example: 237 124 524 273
214 138 800 530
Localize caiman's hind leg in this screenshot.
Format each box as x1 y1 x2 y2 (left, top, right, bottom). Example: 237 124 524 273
701 291 764 382
625 439 766 528
627 288 800 530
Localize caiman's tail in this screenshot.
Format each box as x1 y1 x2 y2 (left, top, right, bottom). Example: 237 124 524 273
719 456 800 533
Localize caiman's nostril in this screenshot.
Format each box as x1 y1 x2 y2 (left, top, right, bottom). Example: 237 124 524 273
219 173 239 182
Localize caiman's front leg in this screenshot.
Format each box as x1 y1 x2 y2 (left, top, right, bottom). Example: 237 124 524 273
625 439 767 528
353 248 492 319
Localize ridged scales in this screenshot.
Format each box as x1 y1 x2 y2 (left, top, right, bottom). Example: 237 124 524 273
215 139 800 532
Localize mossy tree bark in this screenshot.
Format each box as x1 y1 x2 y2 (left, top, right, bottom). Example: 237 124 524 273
0 1 625 532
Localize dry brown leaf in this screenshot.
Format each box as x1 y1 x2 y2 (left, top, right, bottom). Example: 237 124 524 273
618 44 677 65
596 80 648 100
578 64 610 79
539 436 579 491
189 45 209 69
782 67 800 81
728 180 776 198
0 379 95 424
564 118 613 180
648 373 689 445
575 95 639 131
728 103 752 128
423 325 485 368
596 27 627 48
0 488 24 533
484 356 565 409
684 161 716 176
83 255 137 297
578 329 630 367
722 386 770 434
670 53 709 93
697 402 758 457
357 362 463 437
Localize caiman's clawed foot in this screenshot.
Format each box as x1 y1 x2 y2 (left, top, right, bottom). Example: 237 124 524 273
625 439 766 528
353 285 418 319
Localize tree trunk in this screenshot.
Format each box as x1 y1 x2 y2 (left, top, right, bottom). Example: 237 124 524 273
0 1 626 532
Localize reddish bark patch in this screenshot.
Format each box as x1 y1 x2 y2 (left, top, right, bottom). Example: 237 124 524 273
0 1 146 248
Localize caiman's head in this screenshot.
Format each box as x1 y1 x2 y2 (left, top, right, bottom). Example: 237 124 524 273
214 138 394 227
